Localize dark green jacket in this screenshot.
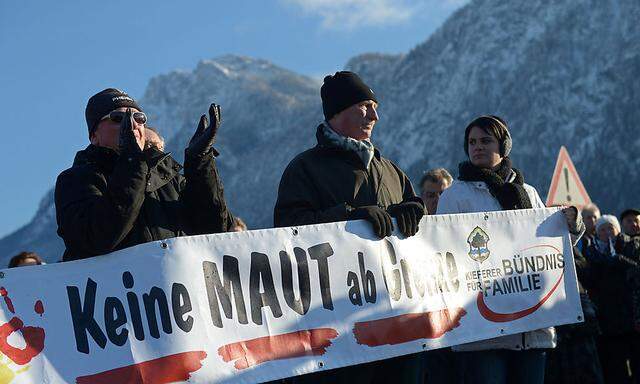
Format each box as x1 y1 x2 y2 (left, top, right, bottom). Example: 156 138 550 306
274 125 418 228
55 145 233 261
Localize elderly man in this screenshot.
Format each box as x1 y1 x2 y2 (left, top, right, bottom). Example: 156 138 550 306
577 203 601 254
55 88 233 261
420 168 453 214
274 72 425 383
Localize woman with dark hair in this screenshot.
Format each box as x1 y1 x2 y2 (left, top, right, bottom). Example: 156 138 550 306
436 115 584 384
8 251 44 268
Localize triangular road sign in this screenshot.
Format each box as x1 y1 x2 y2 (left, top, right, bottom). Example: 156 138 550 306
546 146 591 207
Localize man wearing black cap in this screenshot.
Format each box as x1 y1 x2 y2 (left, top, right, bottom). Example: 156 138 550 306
274 72 424 383
621 208 640 238
55 88 234 261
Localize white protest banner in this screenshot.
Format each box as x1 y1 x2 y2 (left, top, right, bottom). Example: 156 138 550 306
0 208 581 383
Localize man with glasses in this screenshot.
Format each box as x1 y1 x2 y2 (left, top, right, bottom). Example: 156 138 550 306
55 88 234 261
419 168 453 215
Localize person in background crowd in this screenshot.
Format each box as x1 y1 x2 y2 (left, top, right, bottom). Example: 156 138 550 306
420 168 453 214
621 208 640 238
582 215 640 383
437 115 584 384
274 71 425 384
8 251 44 268
419 168 458 384
145 126 165 152
55 88 234 261
232 216 247 231
544 244 604 384
578 203 601 255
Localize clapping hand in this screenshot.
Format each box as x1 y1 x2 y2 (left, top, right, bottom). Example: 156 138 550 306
186 103 222 157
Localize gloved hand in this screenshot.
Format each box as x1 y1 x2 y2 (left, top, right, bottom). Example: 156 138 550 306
387 199 425 237
186 103 221 157
349 205 393 239
562 206 585 236
118 108 142 155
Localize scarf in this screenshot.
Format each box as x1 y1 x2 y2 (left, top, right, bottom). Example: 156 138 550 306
319 122 375 169
458 157 532 210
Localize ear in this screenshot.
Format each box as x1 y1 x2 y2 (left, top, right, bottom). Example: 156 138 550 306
89 131 98 145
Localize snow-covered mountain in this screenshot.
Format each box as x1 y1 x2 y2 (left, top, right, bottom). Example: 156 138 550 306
2 0 638 264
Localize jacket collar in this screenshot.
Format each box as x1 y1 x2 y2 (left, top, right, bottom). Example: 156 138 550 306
314 123 381 163
73 145 181 192
73 144 119 172
144 148 182 192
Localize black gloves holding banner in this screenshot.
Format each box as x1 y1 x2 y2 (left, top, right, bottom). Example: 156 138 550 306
349 205 393 239
348 198 425 239
387 198 426 237
186 103 222 158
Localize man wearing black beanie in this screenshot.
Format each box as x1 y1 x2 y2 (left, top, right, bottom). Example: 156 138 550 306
274 72 425 383
55 88 234 261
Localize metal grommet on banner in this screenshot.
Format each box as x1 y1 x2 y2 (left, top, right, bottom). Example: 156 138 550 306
292 228 299 236
577 315 583 321
422 343 427 349
484 214 489 221
318 361 324 368
160 242 168 249
500 328 505 334
0 272 4 279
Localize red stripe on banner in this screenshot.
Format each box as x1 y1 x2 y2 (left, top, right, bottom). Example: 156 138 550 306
477 271 565 322
218 328 338 370
75 350 207 384
353 308 467 347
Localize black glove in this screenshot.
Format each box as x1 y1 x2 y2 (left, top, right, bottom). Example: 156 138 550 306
118 108 142 155
349 205 393 239
387 199 425 237
186 103 221 157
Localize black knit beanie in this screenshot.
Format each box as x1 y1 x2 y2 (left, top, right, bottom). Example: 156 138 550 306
85 88 142 137
321 71 377 120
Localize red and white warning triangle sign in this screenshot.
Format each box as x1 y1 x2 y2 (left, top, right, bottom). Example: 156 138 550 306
546 146 591 207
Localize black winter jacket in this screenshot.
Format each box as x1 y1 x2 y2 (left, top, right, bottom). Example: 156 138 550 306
581 233 640 335
55 145 233 261
274 125 419 228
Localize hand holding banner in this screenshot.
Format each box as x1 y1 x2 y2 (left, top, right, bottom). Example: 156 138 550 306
0 208 582 383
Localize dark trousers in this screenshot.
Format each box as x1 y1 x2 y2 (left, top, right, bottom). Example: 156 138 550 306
423 348 464 384
289 353 422 384
544 335 604 384
457 349 547 384
597 334 640 384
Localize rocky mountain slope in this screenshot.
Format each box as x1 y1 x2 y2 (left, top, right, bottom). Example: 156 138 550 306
2 0 637 264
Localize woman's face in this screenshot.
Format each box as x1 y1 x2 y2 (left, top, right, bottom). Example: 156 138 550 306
597 223 619 241
468 126 502 168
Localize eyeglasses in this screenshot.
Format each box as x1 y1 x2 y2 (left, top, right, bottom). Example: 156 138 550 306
100 111 147 125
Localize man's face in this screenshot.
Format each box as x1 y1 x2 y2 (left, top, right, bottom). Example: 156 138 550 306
421 179 450 215
468 126 502 169
91 107 146 151
581 208 600 236
597 223 619 242
622 214 640 236
17 257 40 267
330 100 379 141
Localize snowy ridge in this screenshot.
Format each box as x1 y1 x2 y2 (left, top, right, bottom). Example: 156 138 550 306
1 0 638 264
